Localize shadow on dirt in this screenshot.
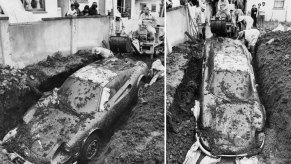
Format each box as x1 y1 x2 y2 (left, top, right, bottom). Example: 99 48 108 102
166 41 203 163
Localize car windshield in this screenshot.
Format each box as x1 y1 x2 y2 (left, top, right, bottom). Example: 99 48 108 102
210 71 253 101
58 77 102 114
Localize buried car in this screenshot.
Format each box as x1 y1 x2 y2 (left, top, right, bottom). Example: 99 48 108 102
2 57 149 164
190 38 266 160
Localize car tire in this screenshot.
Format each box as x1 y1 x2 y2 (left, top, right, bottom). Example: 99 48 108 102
78 133 101 164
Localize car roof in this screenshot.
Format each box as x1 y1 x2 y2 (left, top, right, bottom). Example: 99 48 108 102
214 53 250 73
71 57 136 87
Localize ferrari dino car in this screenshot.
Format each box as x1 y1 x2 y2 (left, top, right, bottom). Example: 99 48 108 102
2 57 149 164
193 38 266 158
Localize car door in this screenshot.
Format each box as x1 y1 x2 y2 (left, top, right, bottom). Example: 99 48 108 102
100 69 135 127
106 69 136 116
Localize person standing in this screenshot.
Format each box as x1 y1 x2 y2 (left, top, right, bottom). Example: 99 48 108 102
196 4 207 40
66 3 77 17
234 5 244 30
258 2 266 29
82 5 90 16
110 13 125 36
89 2 98 15
251 4 258 28
74 2 82 16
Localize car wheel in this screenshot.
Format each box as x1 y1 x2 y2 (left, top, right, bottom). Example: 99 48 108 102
78 133 100 164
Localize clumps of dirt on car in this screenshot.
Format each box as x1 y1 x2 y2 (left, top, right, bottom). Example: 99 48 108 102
90 78 164 164
0 50 101 139
254 30 291 163
166 41 203 163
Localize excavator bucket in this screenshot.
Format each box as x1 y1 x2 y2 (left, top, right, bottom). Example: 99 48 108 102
210 20 227 36
109 36 132 53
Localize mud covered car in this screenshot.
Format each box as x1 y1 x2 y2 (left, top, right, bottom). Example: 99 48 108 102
193 38 266 158
2 57 149 164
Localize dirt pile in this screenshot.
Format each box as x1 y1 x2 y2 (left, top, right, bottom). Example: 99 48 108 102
91 78 164 164
255 31 291 163
0 50 101 139
166 41 203 163
24 50 101 91
0 65 40 139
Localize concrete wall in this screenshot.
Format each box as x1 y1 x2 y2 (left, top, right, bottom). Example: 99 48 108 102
246 0 291 22
4 16 110 67
166 6 189 54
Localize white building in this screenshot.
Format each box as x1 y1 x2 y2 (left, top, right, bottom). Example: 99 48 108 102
0 0 60 23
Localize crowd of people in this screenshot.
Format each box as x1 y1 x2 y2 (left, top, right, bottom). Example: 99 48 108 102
66 2 99 17
193 0 266 53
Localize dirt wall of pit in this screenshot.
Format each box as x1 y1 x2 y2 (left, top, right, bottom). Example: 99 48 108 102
0 50 101 139
255 31 291 163
166 41 203 163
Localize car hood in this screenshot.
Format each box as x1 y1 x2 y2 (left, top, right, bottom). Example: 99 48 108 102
4 104 82 160
200 102 263 155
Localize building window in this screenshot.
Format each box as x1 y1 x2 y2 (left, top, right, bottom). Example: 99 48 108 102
21 0 45 11
274 0 285 9
151 4 157 12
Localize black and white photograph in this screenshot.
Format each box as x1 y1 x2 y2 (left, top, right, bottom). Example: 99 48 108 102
166 0 291 164
0 0 164 163
1 0 291 163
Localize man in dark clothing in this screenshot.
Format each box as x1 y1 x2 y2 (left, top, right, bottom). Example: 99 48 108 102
74 2 82 16
89 2 98 15
82 5 90 16
251 4 258 28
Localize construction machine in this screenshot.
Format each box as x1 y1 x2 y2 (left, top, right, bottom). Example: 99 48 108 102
210 4 237 37
109 25 164 59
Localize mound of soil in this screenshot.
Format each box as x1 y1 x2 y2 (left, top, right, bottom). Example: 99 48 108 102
0 50 102 139
255 31 291 163
0 65 40 139
24 50 102 92
91 78 164 164
166 41 203 163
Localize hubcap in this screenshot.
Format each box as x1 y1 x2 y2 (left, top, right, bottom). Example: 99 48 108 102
86 140 98 159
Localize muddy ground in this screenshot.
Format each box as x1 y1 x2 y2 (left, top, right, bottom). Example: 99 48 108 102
166 41 203 163
255 31 291 164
